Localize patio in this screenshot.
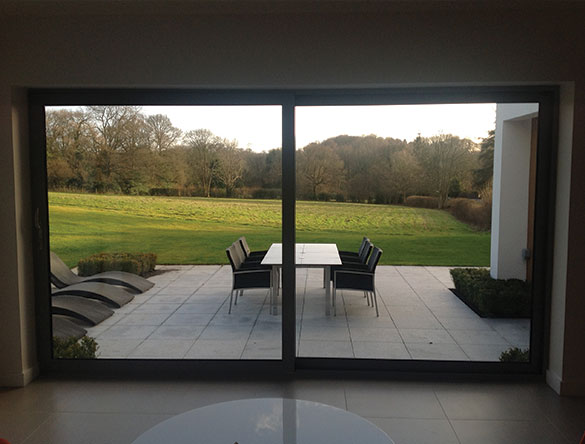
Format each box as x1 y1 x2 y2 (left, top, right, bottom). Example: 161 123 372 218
85 265 530 361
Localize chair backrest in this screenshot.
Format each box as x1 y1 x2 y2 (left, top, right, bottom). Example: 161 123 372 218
50 251 82 287
238 236 251 257
226 244 243 271
232 240 249 264
359 239 373 263
357 236 369 257
367 247 383 273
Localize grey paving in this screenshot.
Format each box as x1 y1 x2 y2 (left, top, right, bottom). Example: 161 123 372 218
85 265 530 361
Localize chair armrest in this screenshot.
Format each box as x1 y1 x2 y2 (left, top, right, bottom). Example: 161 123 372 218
337 263 369 271
334 269 374 277
234 268 271 275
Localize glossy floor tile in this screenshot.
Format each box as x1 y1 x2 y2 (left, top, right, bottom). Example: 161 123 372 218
1 379 580 444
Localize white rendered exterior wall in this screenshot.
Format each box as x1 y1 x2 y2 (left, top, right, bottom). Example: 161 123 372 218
491 103 539 280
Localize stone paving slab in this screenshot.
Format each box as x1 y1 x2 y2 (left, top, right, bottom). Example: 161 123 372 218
84 265 530 361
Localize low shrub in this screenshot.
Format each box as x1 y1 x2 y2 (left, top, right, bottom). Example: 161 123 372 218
78 252 157 277
149 187 180 196
53 336 98 359
450 268 531 317
499 347 530 362
404 195 439 209
251 188 281 199
447 197 491 230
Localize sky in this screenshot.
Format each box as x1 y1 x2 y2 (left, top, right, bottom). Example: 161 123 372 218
143 104 496 152
53 103 497 152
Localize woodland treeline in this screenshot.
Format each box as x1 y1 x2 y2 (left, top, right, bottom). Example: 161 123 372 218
46 106 494 208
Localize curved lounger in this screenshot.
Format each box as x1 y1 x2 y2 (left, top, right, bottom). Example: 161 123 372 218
51 296 114 326
50 251 155 294
52 281 134 308
52 315 87 340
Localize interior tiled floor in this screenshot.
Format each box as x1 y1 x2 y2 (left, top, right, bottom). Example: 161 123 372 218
1 378 583 444
85 265 529 361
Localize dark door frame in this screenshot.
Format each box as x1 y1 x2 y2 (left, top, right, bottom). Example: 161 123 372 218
29 85 558 379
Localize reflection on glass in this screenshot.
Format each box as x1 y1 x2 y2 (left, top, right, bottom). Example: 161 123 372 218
47 105 283 360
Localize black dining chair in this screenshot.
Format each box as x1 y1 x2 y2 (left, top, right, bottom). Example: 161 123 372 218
333 247 383 317
226 244 272 314
239 236 268 260
342 238 373 265
330 239 373 282
338 236 369 261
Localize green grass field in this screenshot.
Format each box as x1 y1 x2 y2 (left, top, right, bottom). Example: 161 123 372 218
48 192 490 267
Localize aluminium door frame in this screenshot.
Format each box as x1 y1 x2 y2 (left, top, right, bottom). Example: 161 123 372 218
29 85 558 378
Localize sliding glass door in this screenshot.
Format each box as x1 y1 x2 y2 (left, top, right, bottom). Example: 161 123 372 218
30 87 555 376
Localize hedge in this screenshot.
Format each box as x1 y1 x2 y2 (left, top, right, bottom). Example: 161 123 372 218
446 198 491 230
78 252 157 277
53 336 98 359
499 347 529 362
450 268 531 318
404 195 439 209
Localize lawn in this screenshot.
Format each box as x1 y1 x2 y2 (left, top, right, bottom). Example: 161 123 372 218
48 192 490 267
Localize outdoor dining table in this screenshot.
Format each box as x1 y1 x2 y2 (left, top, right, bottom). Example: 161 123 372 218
261 243 342 316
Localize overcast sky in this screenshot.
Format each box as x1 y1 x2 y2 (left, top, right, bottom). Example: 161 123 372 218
142 103 496 152
52 103 497 152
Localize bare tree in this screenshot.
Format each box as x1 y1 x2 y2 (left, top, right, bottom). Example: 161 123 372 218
216 139 243 197
184 129 220 197
297 142 344 200
146 114 182 152
389 148 423 203
46 109 94 189
412 134 475 208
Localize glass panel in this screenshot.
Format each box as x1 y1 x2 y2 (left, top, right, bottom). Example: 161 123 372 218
46 105 283 360
294 103 534 362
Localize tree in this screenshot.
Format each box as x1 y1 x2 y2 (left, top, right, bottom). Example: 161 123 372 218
184 129 220 197
474 129 495 189
86 105 144 191
388 148 423 203
45 109 94 189
412 134 475 208
146 114 182 152
264 148 282 189
297 142 344 200
216 139 244 197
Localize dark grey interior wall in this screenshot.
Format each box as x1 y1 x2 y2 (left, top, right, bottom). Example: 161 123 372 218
1 2 584 391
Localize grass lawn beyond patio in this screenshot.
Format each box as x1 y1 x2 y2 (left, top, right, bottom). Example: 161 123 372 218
48 192 490 267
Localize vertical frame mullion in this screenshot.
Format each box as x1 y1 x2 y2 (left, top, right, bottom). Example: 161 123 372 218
281 95 296 372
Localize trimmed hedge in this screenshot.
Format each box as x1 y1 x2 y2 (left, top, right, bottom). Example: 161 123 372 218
450 268 531 318
404 195 439 209
78 252 157 277
53 336 98 359
446 198 491 230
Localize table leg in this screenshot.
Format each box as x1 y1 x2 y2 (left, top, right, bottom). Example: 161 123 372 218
271 266 278 315
325 266 331 316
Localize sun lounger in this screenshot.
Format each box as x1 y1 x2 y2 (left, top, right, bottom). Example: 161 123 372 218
50 251 154 294
52 281 134 308
52 315 87 340
51 295 114 326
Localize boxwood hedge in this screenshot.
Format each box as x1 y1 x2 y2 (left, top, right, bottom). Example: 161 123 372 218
78 252 157 277
450 268 531 318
